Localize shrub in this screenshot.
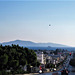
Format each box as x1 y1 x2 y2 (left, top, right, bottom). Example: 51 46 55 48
69 59 75 66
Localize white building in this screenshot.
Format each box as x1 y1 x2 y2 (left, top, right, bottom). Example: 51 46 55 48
36 52 46 64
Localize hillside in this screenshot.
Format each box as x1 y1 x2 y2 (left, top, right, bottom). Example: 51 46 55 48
0 40 69 47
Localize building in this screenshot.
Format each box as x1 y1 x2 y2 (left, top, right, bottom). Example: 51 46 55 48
36 52 47 64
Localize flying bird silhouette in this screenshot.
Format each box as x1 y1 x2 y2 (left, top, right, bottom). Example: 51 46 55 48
49 24 51 26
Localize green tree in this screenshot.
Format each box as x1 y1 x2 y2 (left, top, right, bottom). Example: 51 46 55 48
69 59 75 66
0 45 37 74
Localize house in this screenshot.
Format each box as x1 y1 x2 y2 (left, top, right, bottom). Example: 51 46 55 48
47 54 60 64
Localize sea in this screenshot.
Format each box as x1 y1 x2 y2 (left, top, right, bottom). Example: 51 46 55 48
27 47 75 51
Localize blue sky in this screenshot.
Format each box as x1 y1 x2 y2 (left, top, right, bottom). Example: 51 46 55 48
0 1 75 46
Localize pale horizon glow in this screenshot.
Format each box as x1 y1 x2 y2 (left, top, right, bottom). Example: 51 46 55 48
0 1 75 47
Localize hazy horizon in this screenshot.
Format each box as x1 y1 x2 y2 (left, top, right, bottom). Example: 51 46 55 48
0 1 75 47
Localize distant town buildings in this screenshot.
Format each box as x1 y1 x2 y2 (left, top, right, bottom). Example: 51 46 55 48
35 49 68 66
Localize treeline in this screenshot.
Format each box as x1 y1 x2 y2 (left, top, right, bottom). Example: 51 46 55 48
0 44 40 75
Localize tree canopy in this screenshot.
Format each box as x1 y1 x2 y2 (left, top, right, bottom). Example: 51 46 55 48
0 44 37 74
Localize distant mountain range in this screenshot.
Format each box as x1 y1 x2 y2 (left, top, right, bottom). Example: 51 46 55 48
0 40 70 47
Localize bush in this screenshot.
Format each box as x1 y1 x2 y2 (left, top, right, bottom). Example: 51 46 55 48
0 70 8 75
69 59 75 66
15 68 29 74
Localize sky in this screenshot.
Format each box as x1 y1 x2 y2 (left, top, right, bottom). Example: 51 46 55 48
0 1 75 46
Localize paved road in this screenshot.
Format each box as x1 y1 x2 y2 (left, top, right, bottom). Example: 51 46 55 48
38 72 61 75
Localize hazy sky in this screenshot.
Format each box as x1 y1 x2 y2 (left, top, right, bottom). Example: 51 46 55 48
0 1 75 46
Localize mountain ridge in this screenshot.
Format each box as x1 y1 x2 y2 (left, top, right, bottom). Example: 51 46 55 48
0 40 70 47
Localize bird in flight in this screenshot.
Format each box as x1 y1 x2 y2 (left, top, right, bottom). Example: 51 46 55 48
49 24 51 26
